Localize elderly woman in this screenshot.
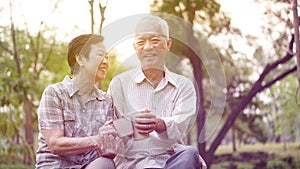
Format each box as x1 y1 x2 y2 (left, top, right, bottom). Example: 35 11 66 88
36 34 117 169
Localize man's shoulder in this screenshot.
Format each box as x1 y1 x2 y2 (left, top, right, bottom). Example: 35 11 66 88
167 70 193 84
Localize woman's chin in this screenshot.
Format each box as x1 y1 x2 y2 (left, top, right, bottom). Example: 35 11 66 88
95 76 106 83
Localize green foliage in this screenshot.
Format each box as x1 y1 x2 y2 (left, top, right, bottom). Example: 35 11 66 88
233 113 268 143
100 49 132 91
151 0 230 35
270 74 300 141
0 25 68 163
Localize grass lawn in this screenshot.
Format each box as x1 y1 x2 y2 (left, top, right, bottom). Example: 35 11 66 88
211 141 300 169
0 164 34 169
0 142 299 169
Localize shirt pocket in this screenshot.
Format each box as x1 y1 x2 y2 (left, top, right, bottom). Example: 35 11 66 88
95 115 106 126
63 111 76 137
97 107 114 122
87 115 105 135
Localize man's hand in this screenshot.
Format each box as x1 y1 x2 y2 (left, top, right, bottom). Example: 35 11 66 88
133 109 156 134
154 118 166 133
133 109 166 134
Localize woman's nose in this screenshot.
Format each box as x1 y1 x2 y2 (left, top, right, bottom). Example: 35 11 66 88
102 56 109 63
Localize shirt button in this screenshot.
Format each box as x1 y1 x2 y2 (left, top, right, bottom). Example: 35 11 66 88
82 109 86 113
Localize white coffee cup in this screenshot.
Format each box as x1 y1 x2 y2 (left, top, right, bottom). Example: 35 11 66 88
126 111 150 140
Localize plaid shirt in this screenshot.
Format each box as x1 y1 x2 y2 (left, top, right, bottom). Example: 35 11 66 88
108 67 197 169
36 76 114 169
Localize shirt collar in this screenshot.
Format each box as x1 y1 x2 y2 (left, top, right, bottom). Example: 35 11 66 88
63 76 106 101
92 85 106 101
133 66 178 88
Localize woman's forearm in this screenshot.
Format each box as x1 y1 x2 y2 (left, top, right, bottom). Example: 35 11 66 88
48 136 99 156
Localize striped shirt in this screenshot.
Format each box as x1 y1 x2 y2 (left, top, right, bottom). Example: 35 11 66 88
36 76 114 168
108 67 197 169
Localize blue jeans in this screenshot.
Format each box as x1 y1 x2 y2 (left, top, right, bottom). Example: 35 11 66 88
164 146 202 169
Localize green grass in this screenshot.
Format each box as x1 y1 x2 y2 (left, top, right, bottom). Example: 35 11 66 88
211 142 300 169
0 164 34 169
0 142 299 169
215 141 299 155
212 162 254 169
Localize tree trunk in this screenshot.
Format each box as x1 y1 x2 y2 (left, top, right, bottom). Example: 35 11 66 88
232 126 236 152
24 99 34 165
292 0 300 96
10 2 35 164
185 23 206 158
238 130 242 147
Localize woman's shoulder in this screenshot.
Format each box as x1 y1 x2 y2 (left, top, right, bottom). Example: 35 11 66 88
43 76 72 95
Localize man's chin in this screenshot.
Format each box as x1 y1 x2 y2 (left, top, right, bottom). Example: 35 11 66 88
142 65 164 71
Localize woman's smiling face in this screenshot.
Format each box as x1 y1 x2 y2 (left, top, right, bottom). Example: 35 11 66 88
82 42 109 83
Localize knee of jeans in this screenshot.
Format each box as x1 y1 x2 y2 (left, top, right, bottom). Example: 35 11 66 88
104 158 115 166
182 147 199 158
103 158 115 168
86 157 115 169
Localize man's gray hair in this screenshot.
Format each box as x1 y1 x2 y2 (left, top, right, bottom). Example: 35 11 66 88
135 15 169 38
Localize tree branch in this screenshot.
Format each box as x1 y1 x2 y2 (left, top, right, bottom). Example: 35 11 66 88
206 35 295 164
99 0 108 35
0 41 14 55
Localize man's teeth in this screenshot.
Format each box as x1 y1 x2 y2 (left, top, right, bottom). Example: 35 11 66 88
144 54 155 57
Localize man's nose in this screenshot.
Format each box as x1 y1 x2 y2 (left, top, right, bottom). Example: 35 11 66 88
143 40 154 50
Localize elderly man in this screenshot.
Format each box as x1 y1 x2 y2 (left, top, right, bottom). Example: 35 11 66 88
109 15 206 169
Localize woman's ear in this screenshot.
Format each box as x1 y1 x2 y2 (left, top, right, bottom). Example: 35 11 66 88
75 54 83 66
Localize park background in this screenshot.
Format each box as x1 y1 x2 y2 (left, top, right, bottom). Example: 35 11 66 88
0 0 300 168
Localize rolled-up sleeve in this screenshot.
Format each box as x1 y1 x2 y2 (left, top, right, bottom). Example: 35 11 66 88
162 79 197 140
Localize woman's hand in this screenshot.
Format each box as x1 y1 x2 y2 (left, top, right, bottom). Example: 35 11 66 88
97 121 119 154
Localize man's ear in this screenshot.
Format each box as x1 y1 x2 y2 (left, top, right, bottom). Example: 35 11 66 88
166 38 172 51
133 43 137 51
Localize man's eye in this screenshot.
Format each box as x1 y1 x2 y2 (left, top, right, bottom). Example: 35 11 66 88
136 41 145 46
151 38 161 44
